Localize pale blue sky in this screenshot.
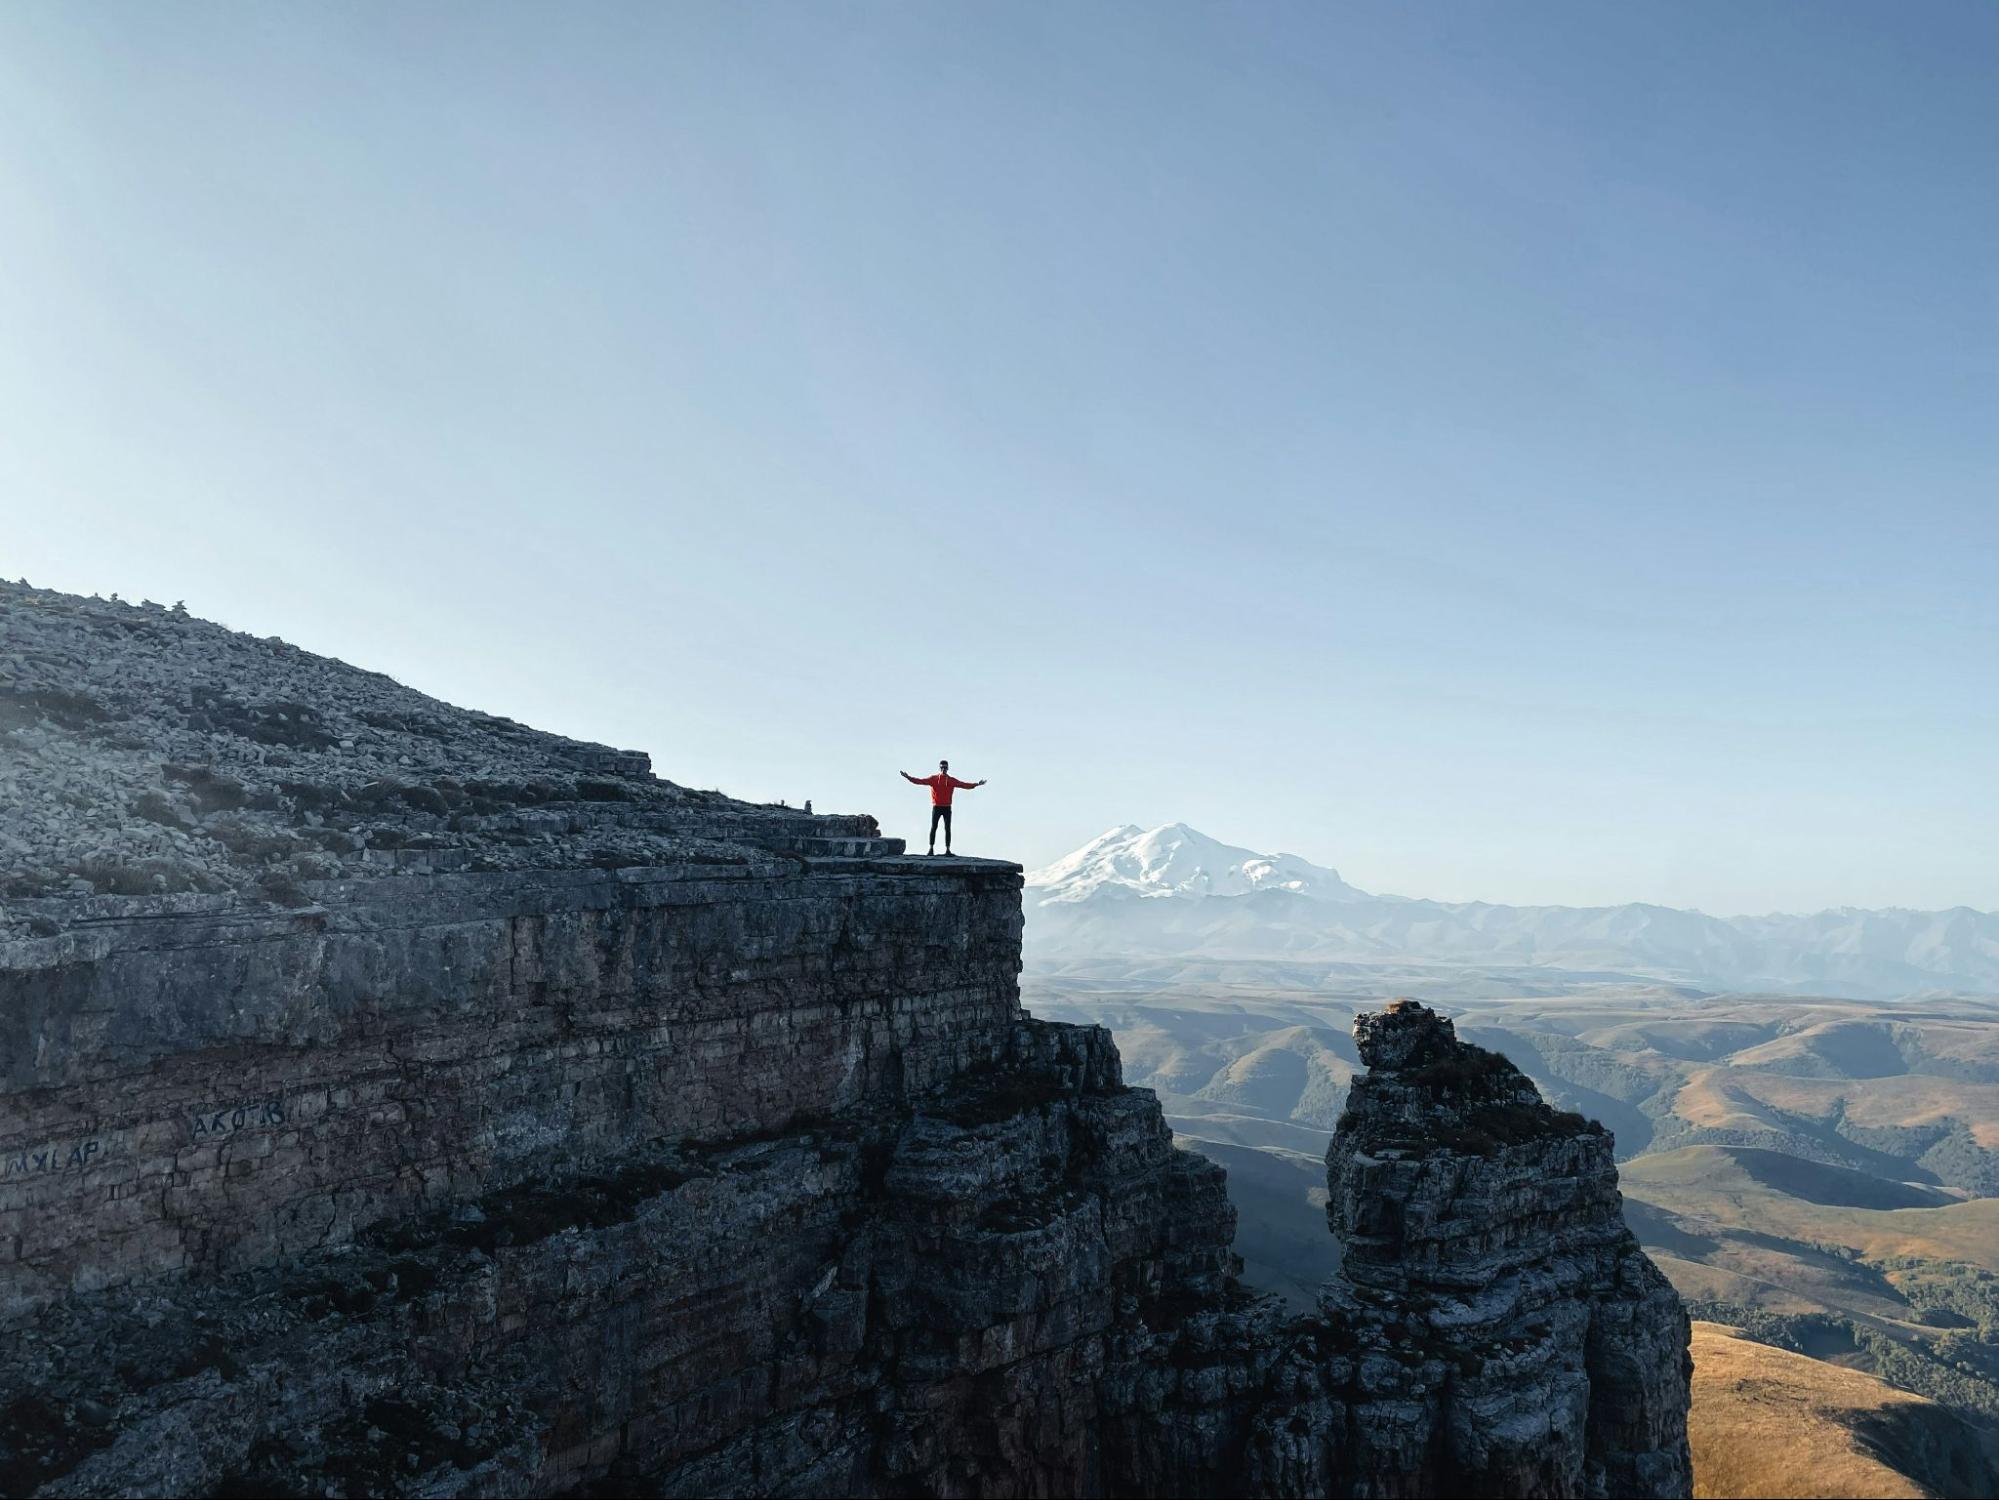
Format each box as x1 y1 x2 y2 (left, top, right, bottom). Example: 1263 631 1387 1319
3 3 1995 912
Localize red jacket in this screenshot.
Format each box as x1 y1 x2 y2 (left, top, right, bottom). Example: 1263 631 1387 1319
905 772 980 806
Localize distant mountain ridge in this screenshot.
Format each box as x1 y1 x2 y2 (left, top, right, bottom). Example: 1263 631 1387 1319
1026 824 1999 1000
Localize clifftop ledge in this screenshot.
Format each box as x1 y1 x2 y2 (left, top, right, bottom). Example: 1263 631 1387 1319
0 587 1688 1498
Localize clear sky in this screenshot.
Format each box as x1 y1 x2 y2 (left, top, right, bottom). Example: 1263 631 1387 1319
3 3 1995 914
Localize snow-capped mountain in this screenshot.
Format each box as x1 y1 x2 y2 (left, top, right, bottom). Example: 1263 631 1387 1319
1024 824 1999 999
1026 823 1371 905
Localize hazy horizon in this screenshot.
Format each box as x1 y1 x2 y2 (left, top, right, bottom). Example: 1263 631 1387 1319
6 3 1996 912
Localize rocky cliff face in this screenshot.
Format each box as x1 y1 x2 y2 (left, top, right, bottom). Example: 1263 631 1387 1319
1324 1003 1693 1498
0 584 1689 1497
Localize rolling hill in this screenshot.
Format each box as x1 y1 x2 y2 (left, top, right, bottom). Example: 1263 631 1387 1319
1689 1321 1995 1499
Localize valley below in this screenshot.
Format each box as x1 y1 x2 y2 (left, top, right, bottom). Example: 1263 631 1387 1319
1021 966 1999 1496
1026 825 1999 1497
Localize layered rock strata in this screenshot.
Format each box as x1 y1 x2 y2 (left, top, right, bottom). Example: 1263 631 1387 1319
1323 1002 1694 1498
0 586 1689 1497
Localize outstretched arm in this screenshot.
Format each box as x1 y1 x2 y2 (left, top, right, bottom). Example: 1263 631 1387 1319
948 776 985 790
900 771 923 784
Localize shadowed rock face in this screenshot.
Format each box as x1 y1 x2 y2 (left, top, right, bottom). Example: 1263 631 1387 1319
0 587 1689 1498
1325 1002 1693 1498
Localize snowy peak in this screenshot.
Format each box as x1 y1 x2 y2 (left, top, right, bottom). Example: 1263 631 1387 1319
1026 823 1370 906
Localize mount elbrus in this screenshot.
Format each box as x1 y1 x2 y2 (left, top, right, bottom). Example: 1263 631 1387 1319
0 582 1691 1498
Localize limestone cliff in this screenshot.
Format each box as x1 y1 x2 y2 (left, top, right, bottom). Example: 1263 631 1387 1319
0 583 1689 1497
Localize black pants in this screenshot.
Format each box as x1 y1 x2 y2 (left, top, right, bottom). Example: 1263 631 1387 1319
929 804 952 849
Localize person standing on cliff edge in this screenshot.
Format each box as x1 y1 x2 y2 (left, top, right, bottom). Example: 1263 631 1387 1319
900 760 985 856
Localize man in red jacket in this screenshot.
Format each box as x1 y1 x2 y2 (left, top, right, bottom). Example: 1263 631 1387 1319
900 760 986 856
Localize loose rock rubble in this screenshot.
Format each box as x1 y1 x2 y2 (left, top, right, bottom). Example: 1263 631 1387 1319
0 579 875 911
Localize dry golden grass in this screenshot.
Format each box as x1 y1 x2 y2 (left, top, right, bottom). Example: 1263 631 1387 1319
1670 1068 1999 1148
1625 1147 1999 1272
1909 1022 1999 1073
1691 1321 1940 1498
1672 1070 1795 1132
1648 1254 1833 1317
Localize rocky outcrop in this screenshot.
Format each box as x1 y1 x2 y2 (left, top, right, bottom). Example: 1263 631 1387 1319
1322 1002 1693 1497
0 579 879 905
0 585 1689 1497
